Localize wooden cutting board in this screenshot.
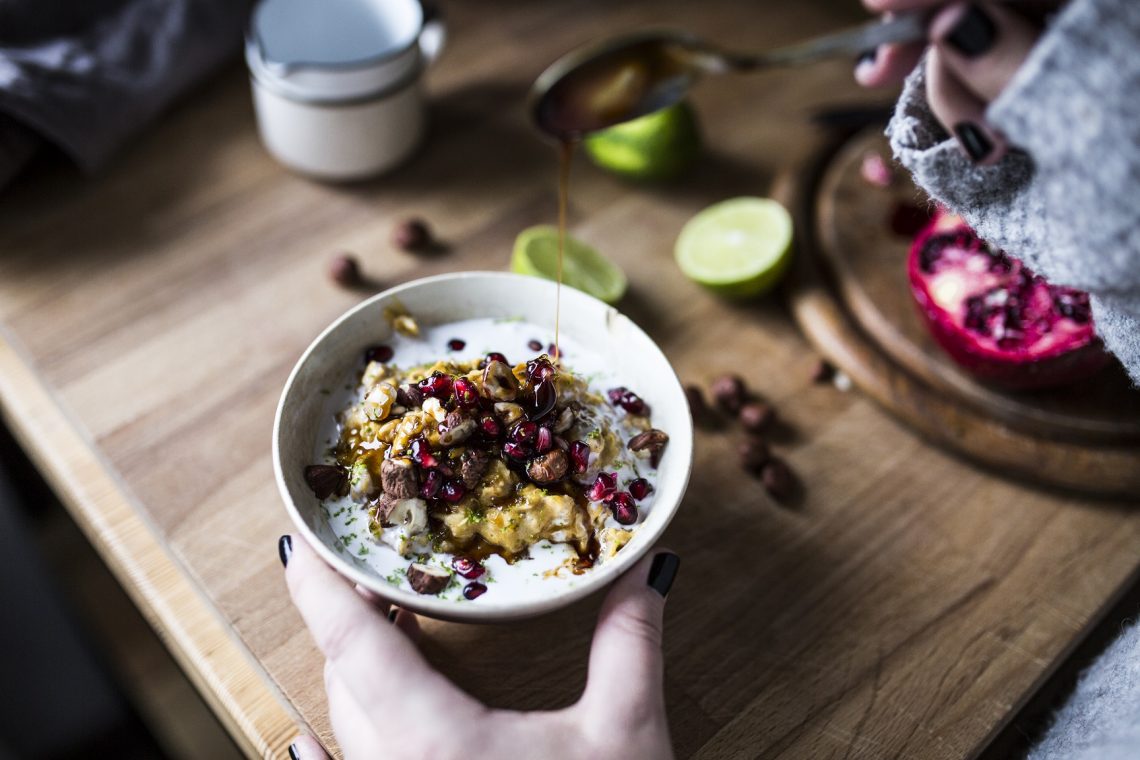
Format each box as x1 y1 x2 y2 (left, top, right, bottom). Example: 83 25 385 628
783 129 1140 497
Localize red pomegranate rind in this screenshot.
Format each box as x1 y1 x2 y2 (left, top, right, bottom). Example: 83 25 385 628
907 210 1109 390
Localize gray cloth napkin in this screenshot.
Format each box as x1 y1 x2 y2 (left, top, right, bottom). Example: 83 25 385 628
0 0 251 184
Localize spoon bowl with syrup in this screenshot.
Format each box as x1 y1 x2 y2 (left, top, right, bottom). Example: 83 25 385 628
529 12 927 140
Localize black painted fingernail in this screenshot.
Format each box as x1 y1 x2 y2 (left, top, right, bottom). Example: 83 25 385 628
288 742 300 760
647 552 680 598
954 122 993 162
387 608 398 623
856 48 876 67
278 535 293 567
946 4 996 58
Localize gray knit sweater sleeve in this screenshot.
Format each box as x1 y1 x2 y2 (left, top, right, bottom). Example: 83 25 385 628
886 0 1140 384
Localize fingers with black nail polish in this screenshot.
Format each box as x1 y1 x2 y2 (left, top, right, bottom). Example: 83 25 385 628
278 535 293 567
945 3 996 58
954 122 993 162
647 552 680 598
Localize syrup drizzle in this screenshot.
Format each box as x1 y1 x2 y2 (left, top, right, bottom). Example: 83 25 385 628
553 139 576 364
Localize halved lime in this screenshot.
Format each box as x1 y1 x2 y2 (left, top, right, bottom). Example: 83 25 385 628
675 197 794 298
511 225 628 304
583 101 700 181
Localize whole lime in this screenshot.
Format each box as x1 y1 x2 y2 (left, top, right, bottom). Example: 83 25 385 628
582 101 701 181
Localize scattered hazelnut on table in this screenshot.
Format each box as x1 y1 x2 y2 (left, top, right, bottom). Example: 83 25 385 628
684 384 712 423
710 374 747 413
392 218 432 252
810 358 835 384
739 402 775 433
760 457 795 500
328 253 361 287
738 437 770 472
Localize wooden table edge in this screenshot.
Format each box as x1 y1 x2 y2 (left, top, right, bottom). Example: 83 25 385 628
0 330 298 759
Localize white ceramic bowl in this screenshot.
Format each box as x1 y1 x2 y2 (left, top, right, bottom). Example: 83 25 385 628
273 272 693 621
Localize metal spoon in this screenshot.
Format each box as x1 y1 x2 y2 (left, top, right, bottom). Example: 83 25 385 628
529 12 926 139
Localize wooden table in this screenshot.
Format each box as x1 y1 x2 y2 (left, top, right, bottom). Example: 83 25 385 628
2 1 1138 757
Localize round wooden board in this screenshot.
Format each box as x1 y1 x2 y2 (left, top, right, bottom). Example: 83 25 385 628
779 129 1140 498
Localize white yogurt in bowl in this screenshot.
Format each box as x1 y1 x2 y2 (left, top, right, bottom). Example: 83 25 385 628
274 272 693 621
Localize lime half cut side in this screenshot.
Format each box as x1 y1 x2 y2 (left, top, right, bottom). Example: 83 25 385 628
511 225 628 304
674 197 794 299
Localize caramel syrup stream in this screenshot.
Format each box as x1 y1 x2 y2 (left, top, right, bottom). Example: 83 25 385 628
554 139 576 364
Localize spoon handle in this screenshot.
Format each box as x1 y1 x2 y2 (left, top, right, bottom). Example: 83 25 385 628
726 11 928 70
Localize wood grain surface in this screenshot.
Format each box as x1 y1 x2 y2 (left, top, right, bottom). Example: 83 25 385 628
1 1 1139 758
791 130 1140 496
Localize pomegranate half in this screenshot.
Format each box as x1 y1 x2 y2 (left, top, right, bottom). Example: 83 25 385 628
907 210 1109 390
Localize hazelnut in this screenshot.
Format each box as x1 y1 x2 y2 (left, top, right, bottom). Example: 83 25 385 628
380 457 419 499
684 384 710 421
373 494 428 533
460 449 491 489
710 374 746 413
303 464 348 499
392 218 432 251
407 562 451 595
760 457 795 500
738 437 770 472
328 253 361 287
810 359 834 384
438 411 476 447
526 449 569 485
739 402 775 433
482 360 520 401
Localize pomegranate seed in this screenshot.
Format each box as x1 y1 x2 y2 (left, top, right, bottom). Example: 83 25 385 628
417 372 454 400
607 387 628 405
629 478 653 500
440 480 466 503
527 339 543 352
526 357 555 382
502 441 532 460
448 338 466 351
588 472 618 502
529 378 558 420
479 414 502 438
451 556 485 579
453 377 480 407
616 390 648 416
409 438 438 469
486 351 509 365
364 345 393 363
535 426 554 453
463 582 487 600
509 420 537 443
611 492 638 525
569 441 591 473
420 469 443 499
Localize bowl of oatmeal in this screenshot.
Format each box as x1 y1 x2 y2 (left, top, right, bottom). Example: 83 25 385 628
273 272 692 621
